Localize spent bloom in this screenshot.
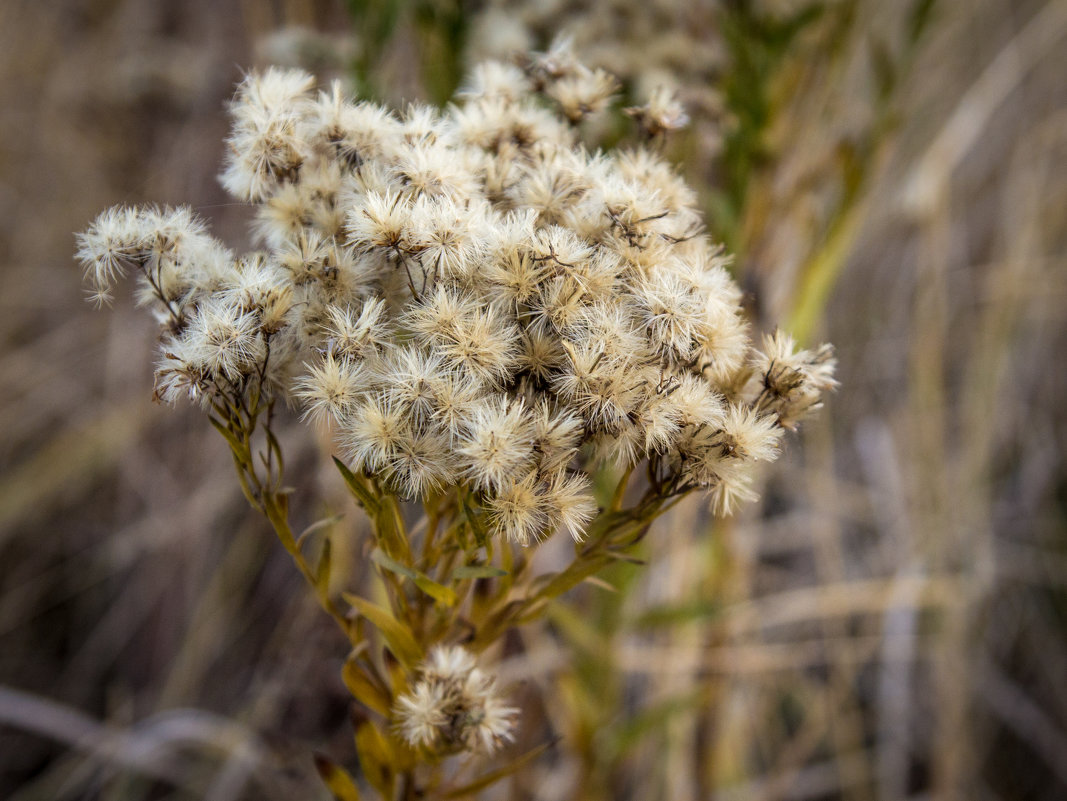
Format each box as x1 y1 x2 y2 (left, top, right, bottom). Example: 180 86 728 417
394 645 518 755
77 54 835 542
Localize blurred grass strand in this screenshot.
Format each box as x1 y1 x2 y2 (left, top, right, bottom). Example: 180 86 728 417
0 686 264 794
902 0 1067 217
2 1 1065 798
0 404 149 542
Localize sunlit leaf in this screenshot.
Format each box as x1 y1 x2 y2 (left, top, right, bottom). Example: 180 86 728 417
343 594 422 669
414 574 458 607
342 654 392 717
354 722 392 799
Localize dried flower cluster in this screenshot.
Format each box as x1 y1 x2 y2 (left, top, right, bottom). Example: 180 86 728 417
393 646 517 755
76 51 839 796
77 54 834 546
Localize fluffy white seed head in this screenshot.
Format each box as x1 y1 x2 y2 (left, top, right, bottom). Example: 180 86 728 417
293 353 369 424
457 398 537 493
80 52 836 544
394 646 517 755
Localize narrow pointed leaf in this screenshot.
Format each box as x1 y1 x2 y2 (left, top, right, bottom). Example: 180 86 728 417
533 554 611 601
582 575 618 593
460 496 488 548
313 754 362 801
603 549 646 566
354 722 392 799
452 565 508 580
414 574 458 607
370 547 416 580
343 594 422 669
342 655 392 717
371 549 458 606
208 416 246 460
333 456 380 514
297 514 344 549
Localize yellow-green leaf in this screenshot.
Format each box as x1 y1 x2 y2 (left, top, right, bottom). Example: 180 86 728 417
372 548 458 607
313 754 362 801
533 554 611 602
370 547 416 580
342 655 392 717
343 594 422 669
373 494 412 561
460 496 488 548
354 722 392 799
603 549 646 566
333 456 380 514
208 415 242 450
414 574 458 608
452 565 508 580
353 719 416 792
315 537 332 594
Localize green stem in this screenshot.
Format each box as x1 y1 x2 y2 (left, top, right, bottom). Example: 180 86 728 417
469 501 662 649
609 464 634 512
262 493 355 641
213 400 355 643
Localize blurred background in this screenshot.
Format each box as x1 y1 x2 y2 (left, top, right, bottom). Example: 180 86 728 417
1 0 1065 799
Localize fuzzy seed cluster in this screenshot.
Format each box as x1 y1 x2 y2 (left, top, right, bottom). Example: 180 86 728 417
393 645 517 755
77 54 836 544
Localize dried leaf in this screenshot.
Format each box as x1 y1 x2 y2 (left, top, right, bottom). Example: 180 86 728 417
297 513 344 549
582 575 618 593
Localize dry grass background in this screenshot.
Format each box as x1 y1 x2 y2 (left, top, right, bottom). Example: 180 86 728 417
1 1 1065 800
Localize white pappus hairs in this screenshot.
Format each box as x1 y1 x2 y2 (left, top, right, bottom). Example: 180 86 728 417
77 48 836 543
